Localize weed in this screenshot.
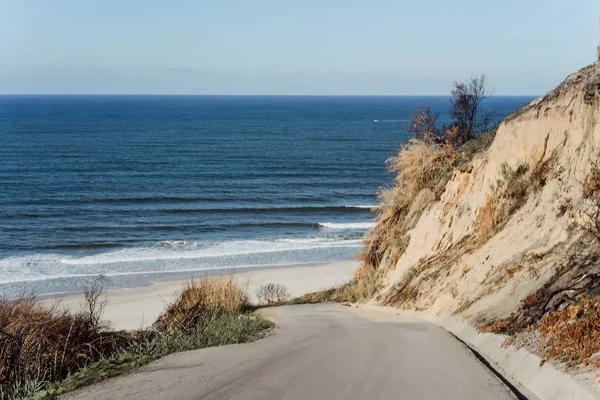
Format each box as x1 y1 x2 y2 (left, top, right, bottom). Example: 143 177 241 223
256 284 291 305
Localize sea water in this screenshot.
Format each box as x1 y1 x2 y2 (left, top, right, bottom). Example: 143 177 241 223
0 95 534 297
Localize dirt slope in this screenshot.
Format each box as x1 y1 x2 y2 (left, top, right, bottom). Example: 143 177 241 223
372 62 600 331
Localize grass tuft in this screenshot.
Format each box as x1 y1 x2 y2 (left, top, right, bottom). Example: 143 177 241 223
292 266 382 305
154 275 251 333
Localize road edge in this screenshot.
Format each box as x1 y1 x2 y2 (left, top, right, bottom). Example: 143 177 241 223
362 305 599 400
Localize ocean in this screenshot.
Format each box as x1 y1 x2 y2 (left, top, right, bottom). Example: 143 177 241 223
0 95 534 297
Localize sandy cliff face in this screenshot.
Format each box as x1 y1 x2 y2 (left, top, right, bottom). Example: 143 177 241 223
376 63 600 326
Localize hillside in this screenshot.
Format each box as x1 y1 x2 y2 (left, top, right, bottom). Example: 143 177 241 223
360 62 600 368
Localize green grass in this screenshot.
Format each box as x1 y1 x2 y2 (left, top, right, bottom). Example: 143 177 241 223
9 311 273 400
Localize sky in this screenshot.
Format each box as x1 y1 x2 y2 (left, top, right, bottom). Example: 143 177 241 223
1 0 599 95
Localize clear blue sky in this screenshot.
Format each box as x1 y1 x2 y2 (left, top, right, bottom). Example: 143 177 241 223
1 0 599 95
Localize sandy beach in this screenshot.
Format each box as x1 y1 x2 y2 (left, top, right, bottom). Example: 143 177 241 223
40 261 358 331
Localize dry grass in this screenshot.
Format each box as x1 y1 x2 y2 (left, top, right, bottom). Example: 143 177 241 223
475 160 536 244
533 299 600 366
475 141 558 245
295 266 382 305
256 283 291 305
1 276 269 399
361 140 457 272
153 276 251 333
0 297 122 398
580 149 600 241
383 267 418 305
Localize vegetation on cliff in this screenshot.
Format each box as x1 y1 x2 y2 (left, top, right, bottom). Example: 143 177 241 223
355 63 600 371
360 75 498 279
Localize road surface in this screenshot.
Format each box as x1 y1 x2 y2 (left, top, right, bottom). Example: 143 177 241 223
63 304 518 400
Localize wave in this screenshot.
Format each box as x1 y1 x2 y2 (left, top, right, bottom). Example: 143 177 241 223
318 222 377 230
0 236 363 284
373 119 407 123
163 205 376 215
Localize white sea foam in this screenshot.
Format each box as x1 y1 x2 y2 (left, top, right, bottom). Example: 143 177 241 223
318 222 377 230
0 237 363 285
373 119 407 123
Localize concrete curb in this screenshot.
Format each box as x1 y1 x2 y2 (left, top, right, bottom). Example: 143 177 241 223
363 305 599 400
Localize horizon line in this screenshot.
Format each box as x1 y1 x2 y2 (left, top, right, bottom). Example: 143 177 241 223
0 93 540 97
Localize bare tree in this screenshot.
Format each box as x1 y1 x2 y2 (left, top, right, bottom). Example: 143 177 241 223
447 75 496 146
406 104 441 142
82 276 108 330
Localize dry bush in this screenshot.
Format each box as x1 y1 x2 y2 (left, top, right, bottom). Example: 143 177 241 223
0 297 121 396
154 276 250 333
82 277 108 331
536 299 600 366
406 104 441 142
361 140 457 272
256 284 290 304
479 239 600 339
296 266 381 304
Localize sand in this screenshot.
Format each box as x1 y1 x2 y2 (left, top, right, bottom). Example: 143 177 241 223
40 261 358 331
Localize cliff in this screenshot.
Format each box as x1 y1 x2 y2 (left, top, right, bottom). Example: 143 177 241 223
364 62 600 368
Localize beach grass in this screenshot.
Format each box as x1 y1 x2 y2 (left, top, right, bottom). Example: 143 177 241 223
0 276 273 400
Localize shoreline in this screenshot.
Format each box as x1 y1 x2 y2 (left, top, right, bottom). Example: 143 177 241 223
33 260 338 301
40 260 359 331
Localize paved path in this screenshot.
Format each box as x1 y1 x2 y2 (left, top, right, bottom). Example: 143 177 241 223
63 304 518 400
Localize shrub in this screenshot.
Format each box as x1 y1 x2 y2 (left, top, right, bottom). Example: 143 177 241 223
406 104 441 142
536 299 600 366
0 296 122 399
458 128 497 159
446 75 496 146
153 276 251 333
256 284 290 305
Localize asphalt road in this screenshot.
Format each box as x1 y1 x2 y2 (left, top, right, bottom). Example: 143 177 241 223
63 304 518 400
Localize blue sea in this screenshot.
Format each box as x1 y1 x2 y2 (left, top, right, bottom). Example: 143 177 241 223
0 95 534 297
